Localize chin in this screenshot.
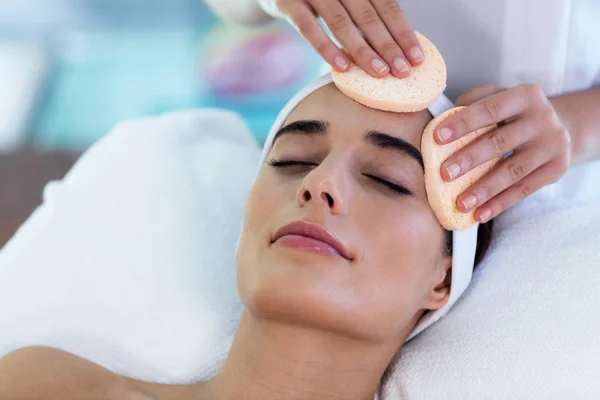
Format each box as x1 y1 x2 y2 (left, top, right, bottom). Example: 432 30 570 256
237 245 395 341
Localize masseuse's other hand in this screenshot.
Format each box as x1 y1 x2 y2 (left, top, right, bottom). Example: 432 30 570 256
436 84 571 223
273 0 424 78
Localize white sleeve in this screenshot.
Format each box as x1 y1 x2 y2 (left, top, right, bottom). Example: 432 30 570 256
204 0 274 26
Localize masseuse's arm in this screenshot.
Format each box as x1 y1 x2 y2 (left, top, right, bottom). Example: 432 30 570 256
550 86 600 165
204 0 424 79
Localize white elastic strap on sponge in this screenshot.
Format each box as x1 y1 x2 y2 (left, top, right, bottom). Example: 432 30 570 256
258 73 479 342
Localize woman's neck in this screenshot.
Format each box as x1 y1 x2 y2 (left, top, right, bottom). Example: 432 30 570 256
204 312 401 400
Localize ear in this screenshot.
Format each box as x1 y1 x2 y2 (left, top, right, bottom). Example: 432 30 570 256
423 254 452 311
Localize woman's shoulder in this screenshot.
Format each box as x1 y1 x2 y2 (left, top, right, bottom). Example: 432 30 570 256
0 346 207 400
0 346 144 400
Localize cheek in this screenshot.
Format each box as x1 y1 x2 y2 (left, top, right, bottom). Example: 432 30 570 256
237 172 291 292
361 198 442 267
243 172 285 233
352 198 444 333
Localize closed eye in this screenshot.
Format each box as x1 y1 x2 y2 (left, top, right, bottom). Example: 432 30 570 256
268 159 412 196
364 174 412 196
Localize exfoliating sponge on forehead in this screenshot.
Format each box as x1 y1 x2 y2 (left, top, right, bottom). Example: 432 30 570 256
332 32 447 113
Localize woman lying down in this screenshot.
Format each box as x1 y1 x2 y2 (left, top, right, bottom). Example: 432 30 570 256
2 74 572 400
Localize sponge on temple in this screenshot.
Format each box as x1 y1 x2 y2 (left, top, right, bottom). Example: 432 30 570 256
422 107 500 230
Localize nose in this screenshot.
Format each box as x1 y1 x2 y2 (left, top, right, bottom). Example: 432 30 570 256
296 161 348 214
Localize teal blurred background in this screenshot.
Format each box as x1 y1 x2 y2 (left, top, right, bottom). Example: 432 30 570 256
0 0 324 150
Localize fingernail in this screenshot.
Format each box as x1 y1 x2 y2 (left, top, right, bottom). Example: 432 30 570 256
335 56 349 71
393 57 410 73
478 209 492 223
437 127 453 142
371 58 389 74
461 195 477 211
410 47 424 62
446 163 461 180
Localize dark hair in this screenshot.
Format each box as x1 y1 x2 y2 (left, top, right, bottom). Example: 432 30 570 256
473 220 494 267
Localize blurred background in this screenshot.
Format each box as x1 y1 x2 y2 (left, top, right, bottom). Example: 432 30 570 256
0 0 323 246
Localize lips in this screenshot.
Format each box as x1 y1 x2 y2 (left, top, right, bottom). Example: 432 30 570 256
272 220 352 260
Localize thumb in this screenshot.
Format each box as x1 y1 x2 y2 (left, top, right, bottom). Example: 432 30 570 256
455 84 505 107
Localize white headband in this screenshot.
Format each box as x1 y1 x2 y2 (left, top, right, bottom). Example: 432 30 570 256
255 73 479 342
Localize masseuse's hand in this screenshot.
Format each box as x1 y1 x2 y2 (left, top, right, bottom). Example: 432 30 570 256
273 0 424 78
436 84 572 223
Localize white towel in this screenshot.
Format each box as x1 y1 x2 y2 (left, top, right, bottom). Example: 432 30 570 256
0 109 258 382
380 162 600 399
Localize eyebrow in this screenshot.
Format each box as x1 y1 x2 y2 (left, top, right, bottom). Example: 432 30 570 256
272 120 329 143
364 131 424 170
272 119 424 170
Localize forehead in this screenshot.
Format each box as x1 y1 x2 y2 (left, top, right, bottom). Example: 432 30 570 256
284 84 432 150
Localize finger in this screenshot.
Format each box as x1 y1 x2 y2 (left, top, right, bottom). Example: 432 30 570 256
341 0 411 77
441 116 539 182
455 84 505 107
371 0 424 66
286 2 351 72
473 160 568 223
312 0 390 77
455 144 554 213
436 85 540 144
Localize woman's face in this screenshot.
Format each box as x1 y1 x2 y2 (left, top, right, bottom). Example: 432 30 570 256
237 84 452 343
